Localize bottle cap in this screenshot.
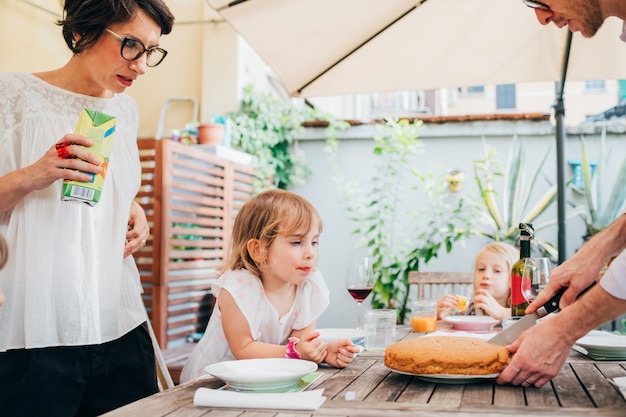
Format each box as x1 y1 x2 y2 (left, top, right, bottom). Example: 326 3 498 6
519 223 534 237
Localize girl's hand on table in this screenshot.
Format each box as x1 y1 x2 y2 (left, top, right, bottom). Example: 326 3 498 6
296 331 328 364
324 339 361 368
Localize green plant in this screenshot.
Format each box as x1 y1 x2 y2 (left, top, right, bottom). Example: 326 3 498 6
335 118 473 323
228 85 348 191
398 166 474 321
573 130 626 238
228 86 310 190
471 136 561 259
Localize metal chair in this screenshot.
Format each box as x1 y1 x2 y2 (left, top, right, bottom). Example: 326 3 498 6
407 271 474 300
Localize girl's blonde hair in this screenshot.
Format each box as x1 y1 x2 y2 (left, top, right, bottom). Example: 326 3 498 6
474 242 519 307
222 189 322 277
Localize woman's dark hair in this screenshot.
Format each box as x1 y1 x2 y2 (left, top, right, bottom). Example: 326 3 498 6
57 0 175 54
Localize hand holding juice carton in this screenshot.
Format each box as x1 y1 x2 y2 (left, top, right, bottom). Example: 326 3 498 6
61 109 116 206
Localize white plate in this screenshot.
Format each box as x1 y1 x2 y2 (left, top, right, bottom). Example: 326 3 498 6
443 316 500 331
317 328 365 344
387 367 498 384
205 358 318 391
572 345 626 361
575 334 626 353
584 329 614 337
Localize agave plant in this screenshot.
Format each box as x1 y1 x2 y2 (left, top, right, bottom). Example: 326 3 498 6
472 136 560 259
573 129 626 239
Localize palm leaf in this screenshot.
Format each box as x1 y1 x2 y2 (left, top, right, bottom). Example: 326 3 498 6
520 143 553 221
505 136 523 228
521 185 558 225
580 136 597 223
475 140 504 229
599 157 626 227
472 137 561 258
577 132 626 234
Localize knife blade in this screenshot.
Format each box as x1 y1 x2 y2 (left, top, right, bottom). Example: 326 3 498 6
487 287 565 346
488 282 598 346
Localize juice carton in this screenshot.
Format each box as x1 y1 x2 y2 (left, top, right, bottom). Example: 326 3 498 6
61 109 116 206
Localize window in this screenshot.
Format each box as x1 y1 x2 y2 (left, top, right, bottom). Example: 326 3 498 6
369 90 428 117
496 84 516 110
585 80 606 91
466 86 485 94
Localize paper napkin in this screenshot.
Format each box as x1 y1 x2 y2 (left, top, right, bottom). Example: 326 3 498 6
611 376 626 400
193 388 326 410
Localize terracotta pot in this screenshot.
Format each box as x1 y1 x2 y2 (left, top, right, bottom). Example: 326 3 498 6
197 123 224 145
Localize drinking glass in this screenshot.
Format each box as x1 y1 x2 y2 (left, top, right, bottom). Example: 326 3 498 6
346 256 374 329
521 257 551 303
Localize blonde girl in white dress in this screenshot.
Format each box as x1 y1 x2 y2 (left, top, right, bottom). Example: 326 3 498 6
181 189 360 382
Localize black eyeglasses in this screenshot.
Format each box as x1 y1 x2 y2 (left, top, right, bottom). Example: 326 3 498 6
105 29 168 67
522 0 550 10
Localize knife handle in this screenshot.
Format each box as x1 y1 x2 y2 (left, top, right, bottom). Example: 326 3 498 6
537 287 566 316
537 282 597 316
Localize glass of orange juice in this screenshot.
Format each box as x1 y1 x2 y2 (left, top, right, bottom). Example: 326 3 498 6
411 300 437 333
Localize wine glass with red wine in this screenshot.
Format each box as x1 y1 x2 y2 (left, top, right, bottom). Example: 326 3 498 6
346 256 374 329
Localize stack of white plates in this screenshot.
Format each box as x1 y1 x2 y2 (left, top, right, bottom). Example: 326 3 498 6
574 331 626 360
205 358 318 391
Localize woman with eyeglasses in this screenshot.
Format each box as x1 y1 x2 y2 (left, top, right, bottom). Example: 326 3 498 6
0 1 174 415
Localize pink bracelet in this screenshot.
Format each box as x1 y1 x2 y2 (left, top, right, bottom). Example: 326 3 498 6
285 337 301 359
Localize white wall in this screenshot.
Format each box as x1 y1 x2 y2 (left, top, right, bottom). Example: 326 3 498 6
291 120 626 329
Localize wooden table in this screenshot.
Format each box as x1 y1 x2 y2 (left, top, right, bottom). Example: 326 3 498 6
103 326 626 417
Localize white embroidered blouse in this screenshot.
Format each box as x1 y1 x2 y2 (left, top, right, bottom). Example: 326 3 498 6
0 73 146 351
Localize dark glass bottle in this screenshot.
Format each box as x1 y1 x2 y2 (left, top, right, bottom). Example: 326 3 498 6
511 223 534 317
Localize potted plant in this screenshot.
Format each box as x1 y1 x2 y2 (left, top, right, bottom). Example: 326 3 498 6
197 115 226 145
228 85 348 191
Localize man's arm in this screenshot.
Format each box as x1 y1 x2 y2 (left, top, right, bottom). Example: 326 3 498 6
497 283 626 387
528 214 626 312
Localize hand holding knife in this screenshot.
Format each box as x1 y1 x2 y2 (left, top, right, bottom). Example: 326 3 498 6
488 283 596 346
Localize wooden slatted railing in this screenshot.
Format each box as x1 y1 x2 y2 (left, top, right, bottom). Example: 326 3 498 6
134 139 255 348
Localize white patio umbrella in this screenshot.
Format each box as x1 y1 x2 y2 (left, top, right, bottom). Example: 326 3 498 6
206 0 626 260
206 0 626 97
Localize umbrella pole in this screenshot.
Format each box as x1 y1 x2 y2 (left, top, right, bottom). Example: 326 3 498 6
555 31 573 264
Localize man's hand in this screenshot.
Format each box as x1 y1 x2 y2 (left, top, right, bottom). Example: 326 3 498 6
496 315 572 388
529 214 626 314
